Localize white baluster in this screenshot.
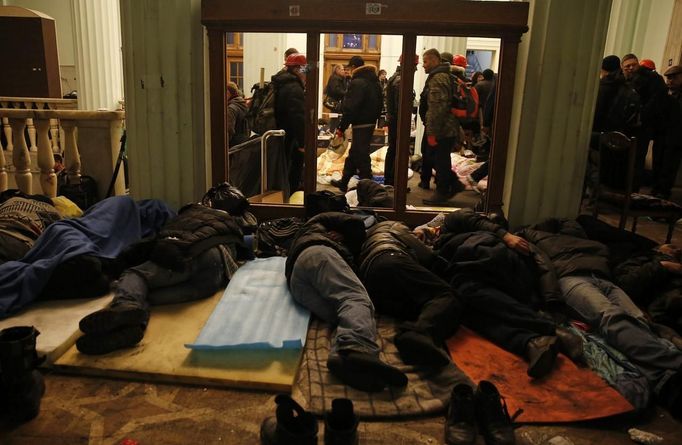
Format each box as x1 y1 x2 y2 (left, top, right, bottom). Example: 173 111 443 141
61 120 81 185
0 125 6 192
8 118 32 194
35 119 57 197
1 117 12 153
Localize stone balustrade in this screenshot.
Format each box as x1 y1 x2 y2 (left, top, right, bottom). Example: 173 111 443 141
0 107 125 199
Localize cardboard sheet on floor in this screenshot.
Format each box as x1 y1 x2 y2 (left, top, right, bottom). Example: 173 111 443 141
447 327 634 423
0 294 113 364
54 290 302 391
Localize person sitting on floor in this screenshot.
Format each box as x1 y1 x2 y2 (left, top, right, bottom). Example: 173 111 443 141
420 209 584 379
517 217 682 419
76 202 247 355
358 219 463 368
285 211 408 392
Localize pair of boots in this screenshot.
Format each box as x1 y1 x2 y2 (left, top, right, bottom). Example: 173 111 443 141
76 303 148 355
0 326 46 423
260 395 358 445
445 381 515 445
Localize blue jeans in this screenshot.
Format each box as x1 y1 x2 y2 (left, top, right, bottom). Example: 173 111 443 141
289 245 379 355
559 275 682 393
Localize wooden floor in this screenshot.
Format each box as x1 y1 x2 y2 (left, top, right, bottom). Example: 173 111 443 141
2 190 682 444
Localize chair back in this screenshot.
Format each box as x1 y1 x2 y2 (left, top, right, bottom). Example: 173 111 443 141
597 131 636 200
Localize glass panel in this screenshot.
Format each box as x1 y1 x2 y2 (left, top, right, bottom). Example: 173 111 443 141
409 36 500 211
342 33 362 49
225 32 307 206
368 34 378 50
227 32 235 45
316 33 403 210
329 34 338 48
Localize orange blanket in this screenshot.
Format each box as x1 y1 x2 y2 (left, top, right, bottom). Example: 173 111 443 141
447 327 634 423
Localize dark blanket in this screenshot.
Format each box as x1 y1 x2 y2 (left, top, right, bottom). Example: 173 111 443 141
0 196 175 318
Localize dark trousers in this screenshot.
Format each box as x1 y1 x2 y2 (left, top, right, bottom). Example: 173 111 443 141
113 246 226 322
456 281 556 356
384 119 397 186
286 136 304 193
364 251 462 342
652 141 682 198
420 134 456 194
341 125 374 185
471 161 489 183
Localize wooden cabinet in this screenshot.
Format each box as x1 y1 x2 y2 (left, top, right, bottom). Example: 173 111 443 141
0 6 61 98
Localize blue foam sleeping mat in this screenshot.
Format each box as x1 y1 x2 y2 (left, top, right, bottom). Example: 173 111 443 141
186 256 311 350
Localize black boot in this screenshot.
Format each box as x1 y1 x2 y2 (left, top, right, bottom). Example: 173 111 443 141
524 336 557 378
260 394 318 445
444 384 477 445
555 327 585 365
327 350 408 392
475 381 515 445
394 330 451 367
0 326 46 422
324 398 359 445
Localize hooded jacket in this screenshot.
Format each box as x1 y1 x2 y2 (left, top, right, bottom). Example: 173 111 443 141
227 95 249 147
339 65 383 130
284 212 366 284
272 69 305 147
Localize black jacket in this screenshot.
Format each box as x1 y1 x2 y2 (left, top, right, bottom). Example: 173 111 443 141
227 95 249 147
358 220 434 279
285 212 366 284
630 67 668 130
356 179 393 208
325 73 347 102
517 218 611 280
435 209 560 308
339 65 383 130
592 71 625 133
613 251 675 306
272 70 305 147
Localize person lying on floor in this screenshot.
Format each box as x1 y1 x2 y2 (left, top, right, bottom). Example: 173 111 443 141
417 209 584 379
76 202 247 355
516 217 682 419
285 211 408 392
358 220 463 368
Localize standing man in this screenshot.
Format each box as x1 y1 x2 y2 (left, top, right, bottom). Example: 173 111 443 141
272 53 307 193
330 56 383 192
226 82 249 147
621 53 668 191
384 54 418 186
653 65 682 199
419 48 462 204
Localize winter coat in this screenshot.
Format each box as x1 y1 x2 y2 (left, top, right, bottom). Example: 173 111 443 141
386 67 416 124
592 71 625 133
356 179 393 208
358 220 435 279
419 63 460 139
435 209 561 308
122 204 245 271
325 72 347 102
284 212 366 284
272 70 305 147
663 90 682 149
227 95 249 147
630 67 668 130
474 79 493 108
339 65 383 131
613 251 676 306
517 218 611 280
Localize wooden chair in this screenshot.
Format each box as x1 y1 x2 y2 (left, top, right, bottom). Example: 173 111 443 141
592 131 682 243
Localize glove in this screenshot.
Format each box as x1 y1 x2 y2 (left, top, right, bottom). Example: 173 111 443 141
427 135 437 147
335 128 344 139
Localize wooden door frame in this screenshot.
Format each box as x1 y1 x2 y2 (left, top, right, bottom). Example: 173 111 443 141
202 0 529 224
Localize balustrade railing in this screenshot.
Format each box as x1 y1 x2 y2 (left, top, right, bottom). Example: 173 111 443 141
0 104 125 198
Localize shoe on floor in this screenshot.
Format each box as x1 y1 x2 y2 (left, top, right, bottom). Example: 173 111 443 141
324 398 359 445
394 331 451 367
418 181 431 190
79 304 148 335
76 325 145 355
327 350 407 392
444 384 477 445
475 380 516 445
260 394 318 445
330 179 348 193
525 335 558 378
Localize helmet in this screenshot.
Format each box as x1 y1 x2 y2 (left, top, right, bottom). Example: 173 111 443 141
452 54 467 68
285 53 307 67
639 59 656 71
398 54 419 65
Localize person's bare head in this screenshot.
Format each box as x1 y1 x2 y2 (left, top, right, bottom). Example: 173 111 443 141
422 48 441 74
656 244 682 260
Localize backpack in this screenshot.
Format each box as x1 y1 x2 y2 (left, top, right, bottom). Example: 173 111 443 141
57 173 99 211
304 190 349 218
607 84 641 132
247 81 277 135
450 74 480 122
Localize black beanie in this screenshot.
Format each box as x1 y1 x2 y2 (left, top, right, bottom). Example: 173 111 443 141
602 55 621 72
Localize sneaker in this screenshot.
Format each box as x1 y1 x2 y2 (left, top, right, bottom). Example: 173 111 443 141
76 325 145 355
394 331 451 367
260 394 318 445
445 384 477 445
525 336 558 378
324 398 359 445
79 304 149 335
475 381 516 445
330 179 348 193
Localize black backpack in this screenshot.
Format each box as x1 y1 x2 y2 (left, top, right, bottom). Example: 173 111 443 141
58 173 99 211
247 81 277 135
305 190 349 218
607 84 641 132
